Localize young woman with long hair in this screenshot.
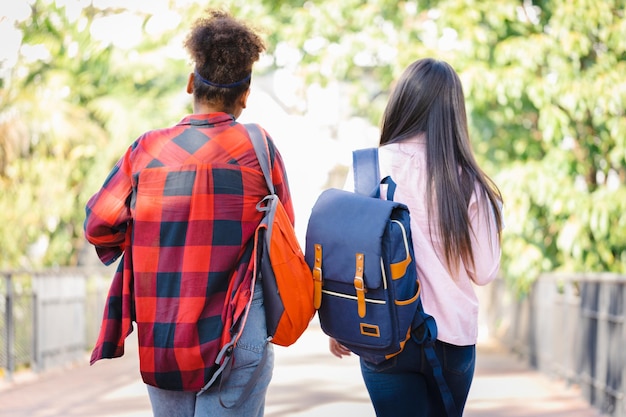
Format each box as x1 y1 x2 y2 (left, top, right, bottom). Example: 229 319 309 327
330 58 504 417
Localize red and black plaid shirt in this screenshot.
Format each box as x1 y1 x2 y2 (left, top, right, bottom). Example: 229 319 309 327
85 113 294 391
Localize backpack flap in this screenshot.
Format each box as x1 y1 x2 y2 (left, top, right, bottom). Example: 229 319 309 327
306 188 401 289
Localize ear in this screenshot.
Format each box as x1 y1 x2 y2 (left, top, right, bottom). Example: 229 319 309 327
186 72 194 94
239 88 251 109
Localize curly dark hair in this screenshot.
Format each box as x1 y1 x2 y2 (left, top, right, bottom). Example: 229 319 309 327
184 9 266 108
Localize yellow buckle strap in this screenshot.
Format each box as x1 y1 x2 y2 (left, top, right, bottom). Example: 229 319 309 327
390 252 412 280
313 244 323 309
354 253 366 318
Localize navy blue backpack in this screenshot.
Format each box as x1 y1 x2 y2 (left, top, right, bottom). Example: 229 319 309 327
305 148 457 416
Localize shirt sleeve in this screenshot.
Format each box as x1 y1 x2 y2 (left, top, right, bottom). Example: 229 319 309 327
466 188 502 286
84 145 134 265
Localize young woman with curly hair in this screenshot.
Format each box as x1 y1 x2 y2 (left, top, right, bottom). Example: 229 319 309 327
85 9 292 417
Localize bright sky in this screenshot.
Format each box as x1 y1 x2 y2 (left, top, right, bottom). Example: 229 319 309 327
0 1 31 78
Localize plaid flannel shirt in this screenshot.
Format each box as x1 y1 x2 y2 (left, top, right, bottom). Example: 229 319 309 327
84 113 294 391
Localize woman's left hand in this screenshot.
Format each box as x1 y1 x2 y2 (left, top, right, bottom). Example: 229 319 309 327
329 337 352 358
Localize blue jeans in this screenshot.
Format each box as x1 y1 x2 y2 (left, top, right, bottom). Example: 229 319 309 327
147 281 274 417
360 338 475 417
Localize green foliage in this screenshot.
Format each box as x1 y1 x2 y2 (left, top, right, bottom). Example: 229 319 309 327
1 0 625 295
0 1 189 268
462 0 626 290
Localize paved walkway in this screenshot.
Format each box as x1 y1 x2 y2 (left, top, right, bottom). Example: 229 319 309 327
0 321 602 417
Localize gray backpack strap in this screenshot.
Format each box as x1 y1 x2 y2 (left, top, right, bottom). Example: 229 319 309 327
245 123 275 194
204 123 274 409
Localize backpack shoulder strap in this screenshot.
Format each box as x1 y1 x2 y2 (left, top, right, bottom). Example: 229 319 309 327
245 123 279 241
352 148 380 196
245 123 275 195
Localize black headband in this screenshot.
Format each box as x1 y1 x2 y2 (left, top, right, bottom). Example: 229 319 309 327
194 70 251 88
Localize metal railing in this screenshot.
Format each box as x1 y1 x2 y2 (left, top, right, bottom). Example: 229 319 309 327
1 267 112 380
483 273 626 417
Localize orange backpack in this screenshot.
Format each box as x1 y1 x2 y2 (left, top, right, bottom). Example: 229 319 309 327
246 123 315 347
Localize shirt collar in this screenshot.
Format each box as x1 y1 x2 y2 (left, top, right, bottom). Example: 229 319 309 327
382 133 427 156
178 112 235 127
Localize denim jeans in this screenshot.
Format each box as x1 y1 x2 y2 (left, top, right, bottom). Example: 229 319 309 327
360 338 475 417
147 281 274 417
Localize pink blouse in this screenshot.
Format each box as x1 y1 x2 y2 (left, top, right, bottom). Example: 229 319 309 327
346 137 502 346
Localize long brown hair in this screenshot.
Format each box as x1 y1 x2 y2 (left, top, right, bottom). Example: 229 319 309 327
380 58 503 275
